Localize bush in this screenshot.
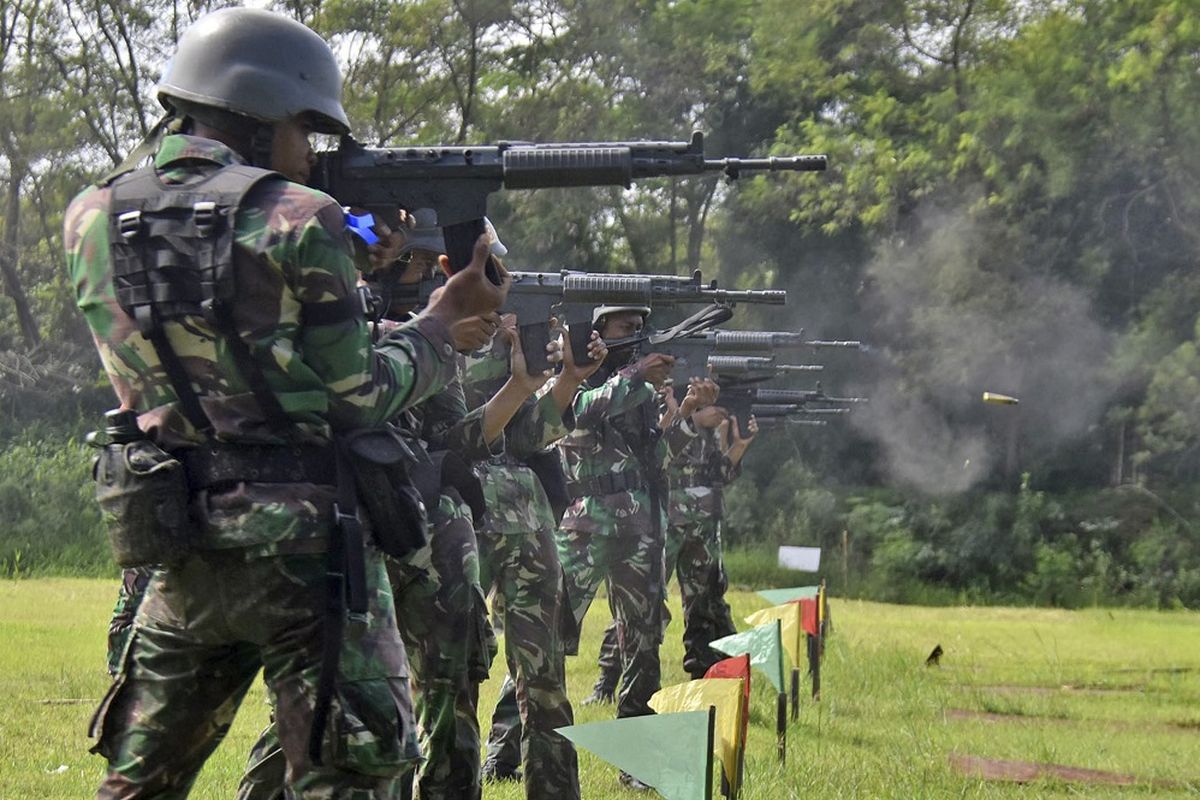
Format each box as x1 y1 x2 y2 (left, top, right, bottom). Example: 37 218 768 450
0 437 113 578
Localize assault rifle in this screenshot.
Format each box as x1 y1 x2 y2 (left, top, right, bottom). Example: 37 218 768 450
364 268 785 374
646 331 861 382
754 417 829 428
702 355 822 383
506 272 785 373
719 385 868 427
312 131 826 276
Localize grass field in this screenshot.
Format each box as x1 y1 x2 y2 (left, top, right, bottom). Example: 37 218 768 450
1 579 1198 799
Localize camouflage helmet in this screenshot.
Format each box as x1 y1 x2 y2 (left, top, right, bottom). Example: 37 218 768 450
592 305 651 324
157 7 351 135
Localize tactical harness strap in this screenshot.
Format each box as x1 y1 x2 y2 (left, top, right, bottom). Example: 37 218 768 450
108 163 292 433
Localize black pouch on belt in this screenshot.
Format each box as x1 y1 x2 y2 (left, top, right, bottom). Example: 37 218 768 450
91 438 196 568
340 428 429 560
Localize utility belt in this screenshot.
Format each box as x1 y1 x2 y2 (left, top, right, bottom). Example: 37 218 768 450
179 441 337 490
566 469 646 500
671 474 722 492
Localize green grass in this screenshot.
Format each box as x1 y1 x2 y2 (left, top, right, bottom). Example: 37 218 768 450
2 580 1198 798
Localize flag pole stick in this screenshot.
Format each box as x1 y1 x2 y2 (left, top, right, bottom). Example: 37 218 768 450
809 632 822 700
791 667 800 720
776 691 787 763
775 618 787 762
705 705 716 800
734 721 744 800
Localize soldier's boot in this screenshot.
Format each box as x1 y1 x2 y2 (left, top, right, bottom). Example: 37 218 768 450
583 620 620 705
480 760 522 783
483 673 523 778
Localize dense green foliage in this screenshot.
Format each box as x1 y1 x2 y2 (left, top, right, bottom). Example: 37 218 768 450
4 0 1200 604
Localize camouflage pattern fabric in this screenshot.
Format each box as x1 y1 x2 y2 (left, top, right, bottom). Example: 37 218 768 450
390 492 493 800
235 359 498 800
552 368 686 720
93 549 419 799
69 134 456 796
391 361 496 800
591 425 740 687
463 347 581 800
590 514 737 689
106 567 153 676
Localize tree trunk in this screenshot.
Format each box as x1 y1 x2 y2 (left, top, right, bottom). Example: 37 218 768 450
1 165 40 345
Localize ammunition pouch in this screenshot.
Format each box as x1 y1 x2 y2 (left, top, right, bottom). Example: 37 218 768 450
526 448 570 522
92 440 197 568
427 449 486 525
341 429 429 561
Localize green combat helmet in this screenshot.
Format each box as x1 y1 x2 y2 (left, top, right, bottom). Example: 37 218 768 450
156 7 351 136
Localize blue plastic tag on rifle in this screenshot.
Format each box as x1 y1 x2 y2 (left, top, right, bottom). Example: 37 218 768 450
344 211 380 246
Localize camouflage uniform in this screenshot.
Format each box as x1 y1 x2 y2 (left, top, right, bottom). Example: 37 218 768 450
236 370 499 800
591 424 739 692
69 134 459 797
387 377 496 800
106 567 153 676
463 345 580 800
554 364 693 721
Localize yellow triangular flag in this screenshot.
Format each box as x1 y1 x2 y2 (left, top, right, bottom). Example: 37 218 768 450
818 583 826 627
745 602 804 668
650 678 744 793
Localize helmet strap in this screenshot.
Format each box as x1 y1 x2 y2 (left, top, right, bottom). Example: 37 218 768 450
248 124 275 170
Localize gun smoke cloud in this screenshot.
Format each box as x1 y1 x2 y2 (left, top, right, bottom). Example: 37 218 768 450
847 201 1113 495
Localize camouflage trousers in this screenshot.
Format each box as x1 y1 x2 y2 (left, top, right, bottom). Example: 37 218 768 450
236 494 493 800
559 524 666 719
106 566 153 676
592 515 737 693
477 525 580 800
92 547 419 799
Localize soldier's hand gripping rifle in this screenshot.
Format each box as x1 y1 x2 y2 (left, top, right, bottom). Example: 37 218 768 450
506 271 786 374
312 131 826 278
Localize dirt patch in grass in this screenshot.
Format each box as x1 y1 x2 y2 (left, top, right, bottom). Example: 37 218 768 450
960 683 1144 696
945 708 1200 733
949 753 1173 787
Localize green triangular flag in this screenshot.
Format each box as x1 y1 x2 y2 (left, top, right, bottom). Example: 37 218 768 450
711 621 786 693
556 710 711 800
757 586 819 605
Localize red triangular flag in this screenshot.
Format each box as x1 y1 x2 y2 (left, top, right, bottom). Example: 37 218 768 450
799 598 819 638
705 654 751 749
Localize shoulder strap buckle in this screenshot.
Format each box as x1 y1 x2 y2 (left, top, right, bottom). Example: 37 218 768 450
117 209 142 240
193 200 218 236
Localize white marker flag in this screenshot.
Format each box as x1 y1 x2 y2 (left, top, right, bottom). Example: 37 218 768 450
777 546 821 572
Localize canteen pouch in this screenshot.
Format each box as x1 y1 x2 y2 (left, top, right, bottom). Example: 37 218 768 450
342 429 429 560
92 441 195 567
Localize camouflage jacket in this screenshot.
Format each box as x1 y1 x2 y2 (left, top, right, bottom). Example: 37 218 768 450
386 329 495 463
65 134 458 553
461 342 571 535
556 365 693 536
667 424 739 526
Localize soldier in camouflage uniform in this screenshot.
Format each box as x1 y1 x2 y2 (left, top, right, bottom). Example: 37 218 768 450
465 318 606 799
68 9 507 797
551 306 716 790
587 405 759 700
235 228 509 800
